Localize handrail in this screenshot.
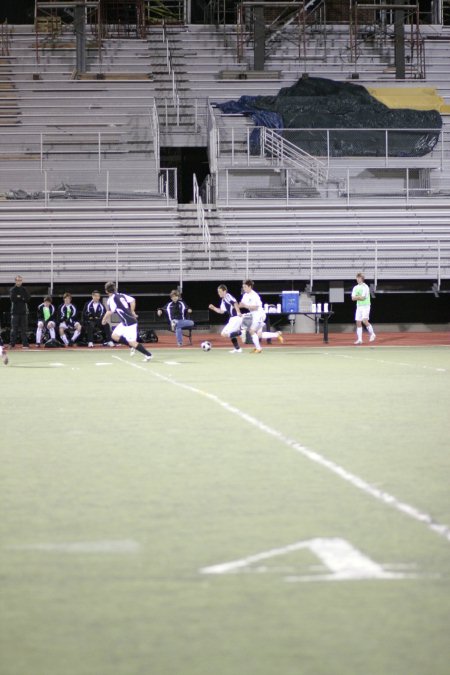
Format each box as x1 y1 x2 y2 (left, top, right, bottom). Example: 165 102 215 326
261 127 329 185
193 173 212 266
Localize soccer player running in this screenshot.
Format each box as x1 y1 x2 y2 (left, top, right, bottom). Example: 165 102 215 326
239 279 283 353
102 282 152 362
209 284 243 353
351 272 376 345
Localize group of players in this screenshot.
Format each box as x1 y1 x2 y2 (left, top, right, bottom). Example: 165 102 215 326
0 273 375 366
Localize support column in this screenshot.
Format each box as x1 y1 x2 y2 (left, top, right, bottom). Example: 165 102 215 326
394 4 405 79
74 2 87 73
253 4 265 71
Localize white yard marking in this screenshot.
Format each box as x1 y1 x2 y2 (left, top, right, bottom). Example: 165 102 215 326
7 539 140 554
326 352 448 374
163 361 181 365
95 362 113 366
112 355 450 544
201 537 412 582
49 362 65 367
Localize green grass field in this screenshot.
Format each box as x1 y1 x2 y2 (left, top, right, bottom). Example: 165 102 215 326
1 344 449 675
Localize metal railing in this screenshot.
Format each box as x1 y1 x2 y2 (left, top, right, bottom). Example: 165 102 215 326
261 127 329 185
233 236 449 286
0 168 169 206
159 167 178 203
1 20 11 57
193 173 211 267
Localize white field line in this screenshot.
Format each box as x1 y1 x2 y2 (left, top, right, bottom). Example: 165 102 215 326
6 539 140 554
201 537 412 581
324 351 448 373
112 355 450 544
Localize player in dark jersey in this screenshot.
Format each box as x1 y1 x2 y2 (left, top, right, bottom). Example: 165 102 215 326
102 282 152 362
36 296 56 347
209 284 243 353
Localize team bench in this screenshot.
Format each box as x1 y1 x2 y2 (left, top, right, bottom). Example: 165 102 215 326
137 310 210 344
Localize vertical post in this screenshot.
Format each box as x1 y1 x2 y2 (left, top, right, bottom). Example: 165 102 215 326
98 132 101 172
394 5 406 79
179 242 183 292
106 170 109 207
115 242 119 290
437 239 441 291
253 4 265 70
231 127 235 165
346 169 350 207
74 2 87 73
286 168 289 206
310 240 314 291
247 127 250 166
406 167 409 205
246 241 249 279
50 242 54 295
40 133 43 171
326 128 330 169
226 168 229 205
44 170 48 207
385 129 389 167
374 240 378 290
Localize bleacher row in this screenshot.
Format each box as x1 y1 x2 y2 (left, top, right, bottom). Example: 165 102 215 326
0 21 450 284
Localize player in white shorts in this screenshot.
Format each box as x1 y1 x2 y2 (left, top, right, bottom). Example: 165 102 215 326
239 280 283 353
351 272 376 345
209 284 243 353
102 282 152 361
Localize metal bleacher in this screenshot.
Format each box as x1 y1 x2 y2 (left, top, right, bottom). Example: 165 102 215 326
0 14 450 286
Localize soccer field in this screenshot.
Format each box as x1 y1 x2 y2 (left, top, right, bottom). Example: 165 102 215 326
1 345 449 675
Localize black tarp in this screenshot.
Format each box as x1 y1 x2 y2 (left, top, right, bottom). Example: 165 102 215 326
215 77 442 157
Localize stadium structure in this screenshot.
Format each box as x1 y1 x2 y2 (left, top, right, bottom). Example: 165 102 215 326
0 0 449 325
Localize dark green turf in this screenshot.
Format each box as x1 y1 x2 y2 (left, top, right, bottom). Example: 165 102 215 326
1 346 449 675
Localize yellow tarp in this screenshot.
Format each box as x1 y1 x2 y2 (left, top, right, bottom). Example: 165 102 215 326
367 87 450 114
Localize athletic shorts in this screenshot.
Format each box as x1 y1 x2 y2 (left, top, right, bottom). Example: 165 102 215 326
355 306 371 322
59 321 80 330
221 315 243 337
249 310 266 332
112 322 137 343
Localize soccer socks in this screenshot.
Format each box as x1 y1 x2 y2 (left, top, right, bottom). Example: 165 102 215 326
36 326 43 344
251 333 261 350
72 329 81 343
231 336 239 349
61 334 69 346
261 331 279 339
136 343 152 358
367 323 374 336
49 326 55 339
356 327 363 341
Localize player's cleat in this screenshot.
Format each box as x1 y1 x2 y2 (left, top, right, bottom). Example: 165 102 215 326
88 342 94 348
251 348 262 354
369 333 376 342
130 348 136 356
354 339 362 345
229 348 242 353
36 343 41 348
107 341 115 347
277 331 284 343
143 354 153 362
2 351 8 365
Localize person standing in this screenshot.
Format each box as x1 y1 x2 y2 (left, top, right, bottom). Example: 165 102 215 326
10 275 30 348
0 336 8 365
36 296 56 346
351 272 376 345
158 290 194 347
102 282 152 361
83 290 114 348
209 284 243 353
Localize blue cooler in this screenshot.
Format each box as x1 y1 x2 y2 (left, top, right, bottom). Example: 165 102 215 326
281 291 299 313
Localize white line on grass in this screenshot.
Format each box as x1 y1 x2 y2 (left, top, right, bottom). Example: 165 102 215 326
112 355 450 544
325 351 448 374
6 540 140 554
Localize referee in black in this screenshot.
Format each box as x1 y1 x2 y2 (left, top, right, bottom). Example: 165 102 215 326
10 275 30 348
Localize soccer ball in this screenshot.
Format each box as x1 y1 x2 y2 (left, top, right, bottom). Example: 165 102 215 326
201 341 212 351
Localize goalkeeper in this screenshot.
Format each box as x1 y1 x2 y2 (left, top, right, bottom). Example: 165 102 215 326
351 272 376 345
